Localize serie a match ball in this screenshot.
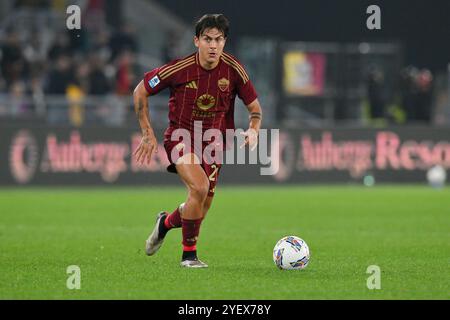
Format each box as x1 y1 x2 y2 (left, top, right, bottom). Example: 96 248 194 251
273 236 310 270
426 165 447 189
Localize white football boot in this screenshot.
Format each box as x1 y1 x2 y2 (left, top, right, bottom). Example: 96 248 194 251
180 258 208 268
145 211 167 256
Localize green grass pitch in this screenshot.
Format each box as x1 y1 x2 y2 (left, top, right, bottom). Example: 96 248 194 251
0 185 449 299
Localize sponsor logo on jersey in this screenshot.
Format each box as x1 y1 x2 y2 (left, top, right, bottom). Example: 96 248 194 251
148 76 160 88
192 110 215 118
186 80 198 89
218 77 229 92
196 94 216 111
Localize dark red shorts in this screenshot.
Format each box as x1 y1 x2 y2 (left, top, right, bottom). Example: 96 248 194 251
164 138 222 197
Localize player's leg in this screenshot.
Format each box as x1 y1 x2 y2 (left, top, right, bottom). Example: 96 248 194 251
164 202 184 228
176 155 209 220
145 141 194 256
145 154 218 261
201 162 221 219
146 202 186 256
145 154 206 257
175 153 210 267
202 196 213 219
157 181 213 240
170 162 219 222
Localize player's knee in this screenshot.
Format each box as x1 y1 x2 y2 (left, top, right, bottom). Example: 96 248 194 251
189 181 210 202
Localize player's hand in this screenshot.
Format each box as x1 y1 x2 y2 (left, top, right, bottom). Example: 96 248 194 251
133 132 158 165
240 128 258 151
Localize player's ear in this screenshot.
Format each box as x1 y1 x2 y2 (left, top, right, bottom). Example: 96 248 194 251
194 36 199 48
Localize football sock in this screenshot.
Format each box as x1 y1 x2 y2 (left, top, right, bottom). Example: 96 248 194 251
182 250 197 261
164 206 182 229
181 217 203 255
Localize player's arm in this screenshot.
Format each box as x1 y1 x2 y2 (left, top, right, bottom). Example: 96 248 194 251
133 80 158 165
241 98 262 150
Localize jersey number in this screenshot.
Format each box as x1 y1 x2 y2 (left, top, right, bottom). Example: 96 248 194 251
209 164 219 181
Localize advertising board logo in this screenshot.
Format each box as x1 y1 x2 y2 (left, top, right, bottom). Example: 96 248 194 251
9 130 39 184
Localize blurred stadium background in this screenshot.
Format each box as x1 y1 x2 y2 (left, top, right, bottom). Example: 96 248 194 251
0 0 449 186
0 0 449 299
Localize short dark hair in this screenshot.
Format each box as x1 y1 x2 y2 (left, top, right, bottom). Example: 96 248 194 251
195 14 229 38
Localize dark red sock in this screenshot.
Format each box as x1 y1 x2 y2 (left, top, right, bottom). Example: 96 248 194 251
181 218 203 251
164 207 182 229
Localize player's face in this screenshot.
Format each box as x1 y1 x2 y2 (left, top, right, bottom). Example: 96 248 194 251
194 28 226 67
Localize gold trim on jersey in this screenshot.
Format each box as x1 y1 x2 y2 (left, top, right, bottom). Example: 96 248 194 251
186 80 198 89
221 53 249 83
159 55 194 75
159 56 195 80
160 60 195 80
222 53 249 82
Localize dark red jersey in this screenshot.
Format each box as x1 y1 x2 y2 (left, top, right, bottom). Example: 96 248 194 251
143 52 257 138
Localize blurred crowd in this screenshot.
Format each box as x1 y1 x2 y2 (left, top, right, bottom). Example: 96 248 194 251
0 22 140 123
367 66 434 124
0 1 443 127
400 66 434 123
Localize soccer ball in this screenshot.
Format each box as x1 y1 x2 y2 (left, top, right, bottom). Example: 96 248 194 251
426 165 447 189
273 236 310 270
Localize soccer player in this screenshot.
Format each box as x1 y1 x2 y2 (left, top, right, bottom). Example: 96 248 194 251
133 14 262 268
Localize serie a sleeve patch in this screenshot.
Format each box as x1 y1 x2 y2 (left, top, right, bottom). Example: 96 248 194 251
148 75 160 88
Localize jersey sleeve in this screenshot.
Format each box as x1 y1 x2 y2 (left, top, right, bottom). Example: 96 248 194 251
143 66 171 96
236 78 258 106
233 63 258 105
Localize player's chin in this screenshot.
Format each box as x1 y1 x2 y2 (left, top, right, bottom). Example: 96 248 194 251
207 54 219 63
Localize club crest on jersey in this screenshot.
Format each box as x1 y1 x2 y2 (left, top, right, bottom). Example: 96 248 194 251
218 77 229 92
196 94 216 111
148 76 160 88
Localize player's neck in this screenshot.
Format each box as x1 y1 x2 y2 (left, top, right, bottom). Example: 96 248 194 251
198 56 219 70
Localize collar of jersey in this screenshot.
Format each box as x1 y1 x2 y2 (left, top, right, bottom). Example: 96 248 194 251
196 52 222 72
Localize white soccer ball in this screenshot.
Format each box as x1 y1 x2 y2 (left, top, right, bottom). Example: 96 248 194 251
426 165 447 188
273 236 310 270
